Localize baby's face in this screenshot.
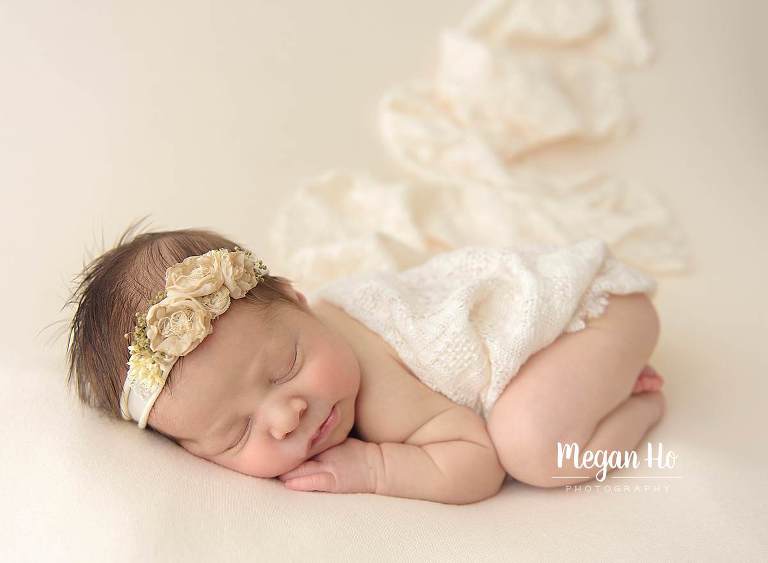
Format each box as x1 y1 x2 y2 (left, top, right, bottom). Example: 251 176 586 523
148 293 360 478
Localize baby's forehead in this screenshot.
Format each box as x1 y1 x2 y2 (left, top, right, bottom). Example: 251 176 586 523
153 301 303 412
162 304 297 401
228 298 299 332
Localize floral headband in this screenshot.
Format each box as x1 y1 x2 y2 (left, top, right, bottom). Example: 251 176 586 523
120 246 268 428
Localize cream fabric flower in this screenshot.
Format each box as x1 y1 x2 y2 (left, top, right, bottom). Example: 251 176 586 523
222 250 264 299
165 250 225 298
199 286 231 317
145 295 212 357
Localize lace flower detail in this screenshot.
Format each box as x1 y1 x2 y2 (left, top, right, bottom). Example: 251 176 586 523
199 286 231 317
222 249 268 298
145 295 212 357
165 250 226 298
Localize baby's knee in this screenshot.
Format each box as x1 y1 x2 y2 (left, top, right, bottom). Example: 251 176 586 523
503 447 565 489
490 415 572 488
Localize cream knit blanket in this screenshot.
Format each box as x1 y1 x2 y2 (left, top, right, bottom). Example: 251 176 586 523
313 238 656 418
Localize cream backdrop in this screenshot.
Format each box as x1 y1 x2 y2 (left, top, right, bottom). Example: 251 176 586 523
1 0 767 561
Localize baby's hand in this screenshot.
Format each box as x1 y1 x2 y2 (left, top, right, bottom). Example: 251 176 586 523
277 438 381 495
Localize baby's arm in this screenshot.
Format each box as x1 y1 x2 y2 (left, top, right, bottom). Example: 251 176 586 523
370 438 505 504
374 406 506 504
280 406 506 504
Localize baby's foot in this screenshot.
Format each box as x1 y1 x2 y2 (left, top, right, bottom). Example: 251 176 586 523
632 364 665 394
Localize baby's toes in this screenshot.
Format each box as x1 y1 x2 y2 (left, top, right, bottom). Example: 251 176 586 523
632 365 665 394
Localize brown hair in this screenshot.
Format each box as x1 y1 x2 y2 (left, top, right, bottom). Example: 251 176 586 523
64 218 302 422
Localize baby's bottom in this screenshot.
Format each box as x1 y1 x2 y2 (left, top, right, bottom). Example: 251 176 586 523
486 292 665 488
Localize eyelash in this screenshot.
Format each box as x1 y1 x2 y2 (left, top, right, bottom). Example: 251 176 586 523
272 341 300 385
231 417 252 450
230 342 300 451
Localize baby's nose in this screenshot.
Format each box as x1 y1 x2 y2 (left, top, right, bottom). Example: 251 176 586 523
271 401 307 440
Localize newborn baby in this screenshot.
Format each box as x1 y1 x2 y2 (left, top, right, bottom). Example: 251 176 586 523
66 225 665 505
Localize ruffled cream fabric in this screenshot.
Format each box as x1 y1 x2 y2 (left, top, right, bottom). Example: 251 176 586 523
266 0 691 293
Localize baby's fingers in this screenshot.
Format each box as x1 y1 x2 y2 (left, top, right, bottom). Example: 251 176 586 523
284 472 336 492
278 460 325 481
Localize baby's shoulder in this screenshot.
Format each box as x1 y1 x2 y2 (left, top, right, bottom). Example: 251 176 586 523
313 299 460 444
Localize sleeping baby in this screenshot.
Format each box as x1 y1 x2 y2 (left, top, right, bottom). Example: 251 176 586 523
65 225 665 505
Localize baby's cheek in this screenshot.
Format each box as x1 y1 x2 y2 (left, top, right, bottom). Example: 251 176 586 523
331 343 361 392
236 441 304 479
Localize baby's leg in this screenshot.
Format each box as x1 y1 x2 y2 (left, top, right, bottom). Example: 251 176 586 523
547 390 665 485
486 292 662 488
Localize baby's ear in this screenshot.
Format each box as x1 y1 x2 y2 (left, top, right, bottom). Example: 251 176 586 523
294 289 309 310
